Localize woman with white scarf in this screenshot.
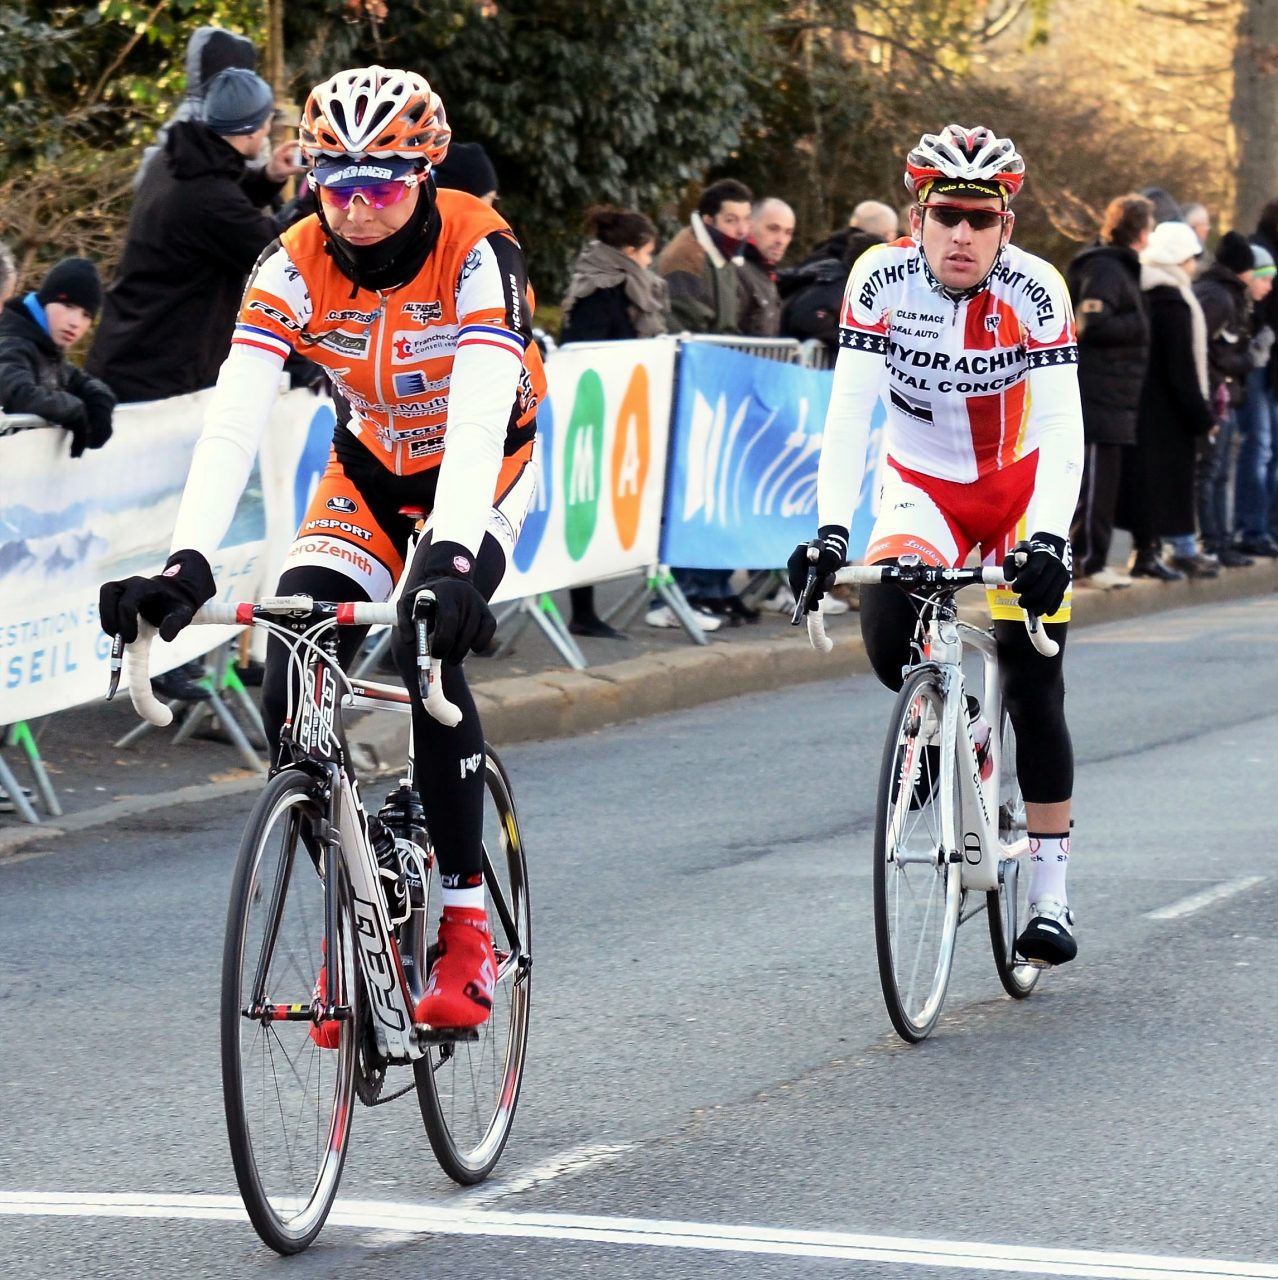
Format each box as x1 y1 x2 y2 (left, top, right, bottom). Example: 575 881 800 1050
1122 221 1216 580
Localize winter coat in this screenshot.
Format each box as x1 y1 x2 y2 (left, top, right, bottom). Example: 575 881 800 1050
777 229 882 350
1252 222 1278 392
737 243 782 337
86 120 285 402
1065 243 1149 445
559 240 669 344
0 298 116 452
1120 281 1213 539
1193 261 1253 408
656 217 743 334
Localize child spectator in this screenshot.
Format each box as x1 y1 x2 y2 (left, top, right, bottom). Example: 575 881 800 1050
0 257 115 457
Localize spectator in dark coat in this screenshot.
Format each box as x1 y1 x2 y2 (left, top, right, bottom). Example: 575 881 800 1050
86 68 306 403
1193 230 1255 566
558 206 669 639
1067 194 1153 589
656 178 753 336
778 228 882 351
0 257 115 456
1122 222 1214 580
133 26 259 191
1234 236 1278 556
738 197 795 337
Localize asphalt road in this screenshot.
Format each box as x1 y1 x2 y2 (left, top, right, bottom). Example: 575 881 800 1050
2 596 1276 1279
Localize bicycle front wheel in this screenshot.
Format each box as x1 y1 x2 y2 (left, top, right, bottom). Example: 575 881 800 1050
221 769 358 1254
988 710 1043 998
415 747 531 1184
873 668 962 1042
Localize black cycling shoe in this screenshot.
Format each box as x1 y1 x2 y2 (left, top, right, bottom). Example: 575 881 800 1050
1016 899 1077 966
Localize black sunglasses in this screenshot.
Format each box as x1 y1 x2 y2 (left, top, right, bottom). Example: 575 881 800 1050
920 203 1010 232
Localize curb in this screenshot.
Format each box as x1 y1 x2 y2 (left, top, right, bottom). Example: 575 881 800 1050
349 560 1278 770
4 561 1275 853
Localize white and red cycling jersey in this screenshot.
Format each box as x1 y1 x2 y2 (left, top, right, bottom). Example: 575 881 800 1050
817 237 1084 548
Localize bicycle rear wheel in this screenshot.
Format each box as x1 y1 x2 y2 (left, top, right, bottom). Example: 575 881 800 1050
415 747 531 1184
221 769 358 1253
988 711 1043 998
873 667 962 1042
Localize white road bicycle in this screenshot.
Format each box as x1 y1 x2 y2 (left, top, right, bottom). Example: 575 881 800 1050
800 556 1059 1042
108 594 531 1253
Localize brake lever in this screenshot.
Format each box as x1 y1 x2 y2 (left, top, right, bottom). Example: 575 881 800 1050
106 633 125 700
790 542 820 626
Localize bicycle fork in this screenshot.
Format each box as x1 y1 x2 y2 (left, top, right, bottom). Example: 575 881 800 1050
330 764 424 1062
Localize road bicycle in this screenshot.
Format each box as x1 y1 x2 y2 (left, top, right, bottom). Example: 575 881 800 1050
109 594 531 1252
797 554 1058 1042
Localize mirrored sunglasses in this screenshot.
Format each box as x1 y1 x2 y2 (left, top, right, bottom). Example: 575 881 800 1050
919 202 1009 232
312 172 421 211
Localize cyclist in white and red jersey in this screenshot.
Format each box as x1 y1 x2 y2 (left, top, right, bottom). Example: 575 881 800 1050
789 125 1084 965
100 67 546 1028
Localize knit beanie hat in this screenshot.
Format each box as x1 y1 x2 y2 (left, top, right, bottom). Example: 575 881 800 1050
36 257 102 317
1141 221 1202 267
204 67 274 136
1215 230 1255 275
433 142 498 198
1250 243 1276 278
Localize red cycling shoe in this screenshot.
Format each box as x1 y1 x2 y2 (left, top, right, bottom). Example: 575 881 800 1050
414 907 496 1029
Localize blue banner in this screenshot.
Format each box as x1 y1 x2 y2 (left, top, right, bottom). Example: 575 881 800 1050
660 343 883 569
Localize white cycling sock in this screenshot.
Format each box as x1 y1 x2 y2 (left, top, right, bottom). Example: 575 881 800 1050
442 885 485 912
1027 832 1070 906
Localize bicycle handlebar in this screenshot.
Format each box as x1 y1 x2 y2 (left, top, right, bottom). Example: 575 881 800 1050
107 593 463 729
799 561 1060 659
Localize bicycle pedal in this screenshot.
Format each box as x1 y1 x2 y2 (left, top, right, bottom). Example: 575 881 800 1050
415 1025 480 1044
1017 955 1053 970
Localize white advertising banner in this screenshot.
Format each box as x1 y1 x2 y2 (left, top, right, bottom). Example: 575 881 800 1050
0 387 335 724
494 337 675 603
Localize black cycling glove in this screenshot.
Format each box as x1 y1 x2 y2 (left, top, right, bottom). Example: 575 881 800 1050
1004 533 1071 618
786 525 849 613
99 548 217 643
396 540 496 665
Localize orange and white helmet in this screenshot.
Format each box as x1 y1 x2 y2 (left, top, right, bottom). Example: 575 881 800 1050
904 125 1025 203
300 65 451 167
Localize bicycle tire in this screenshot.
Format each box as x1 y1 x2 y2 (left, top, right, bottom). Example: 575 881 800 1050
873 667 962 1042
415 747 531 1183
987 710 1044 998
221 769 358 1253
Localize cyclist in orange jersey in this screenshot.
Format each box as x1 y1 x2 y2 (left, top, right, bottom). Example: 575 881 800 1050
789 126 1084 966
100 66 546 1029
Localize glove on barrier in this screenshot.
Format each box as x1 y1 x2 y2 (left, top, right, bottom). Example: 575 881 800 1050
1004 532 1071 618
396 540 496 665
99 548 217 643
786 525 849 613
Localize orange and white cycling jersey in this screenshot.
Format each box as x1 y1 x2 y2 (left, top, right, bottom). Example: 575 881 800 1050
235 189 545 477
169 189 546 565
817 238 1084 543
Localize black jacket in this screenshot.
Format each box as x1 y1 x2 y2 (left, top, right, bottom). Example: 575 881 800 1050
1065 243 1149 445
559 285 637 344
778 229 881 350
0 298 115 452
86 120 285 403
737 243 782 338
1193 261 1253 407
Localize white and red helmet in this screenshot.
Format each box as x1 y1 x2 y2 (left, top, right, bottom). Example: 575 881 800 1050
904 125 1025 202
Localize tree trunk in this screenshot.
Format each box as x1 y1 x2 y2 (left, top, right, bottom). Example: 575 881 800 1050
1232 0 1278 231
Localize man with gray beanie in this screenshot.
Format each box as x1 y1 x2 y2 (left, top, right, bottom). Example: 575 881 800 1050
87 66 306 403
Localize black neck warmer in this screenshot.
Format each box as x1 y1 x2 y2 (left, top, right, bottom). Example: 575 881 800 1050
320 180 443 296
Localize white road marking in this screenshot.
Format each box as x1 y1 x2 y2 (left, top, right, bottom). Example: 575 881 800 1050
1146 876 1265 920
2 1192 1277 1278
464 1142 634 1207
